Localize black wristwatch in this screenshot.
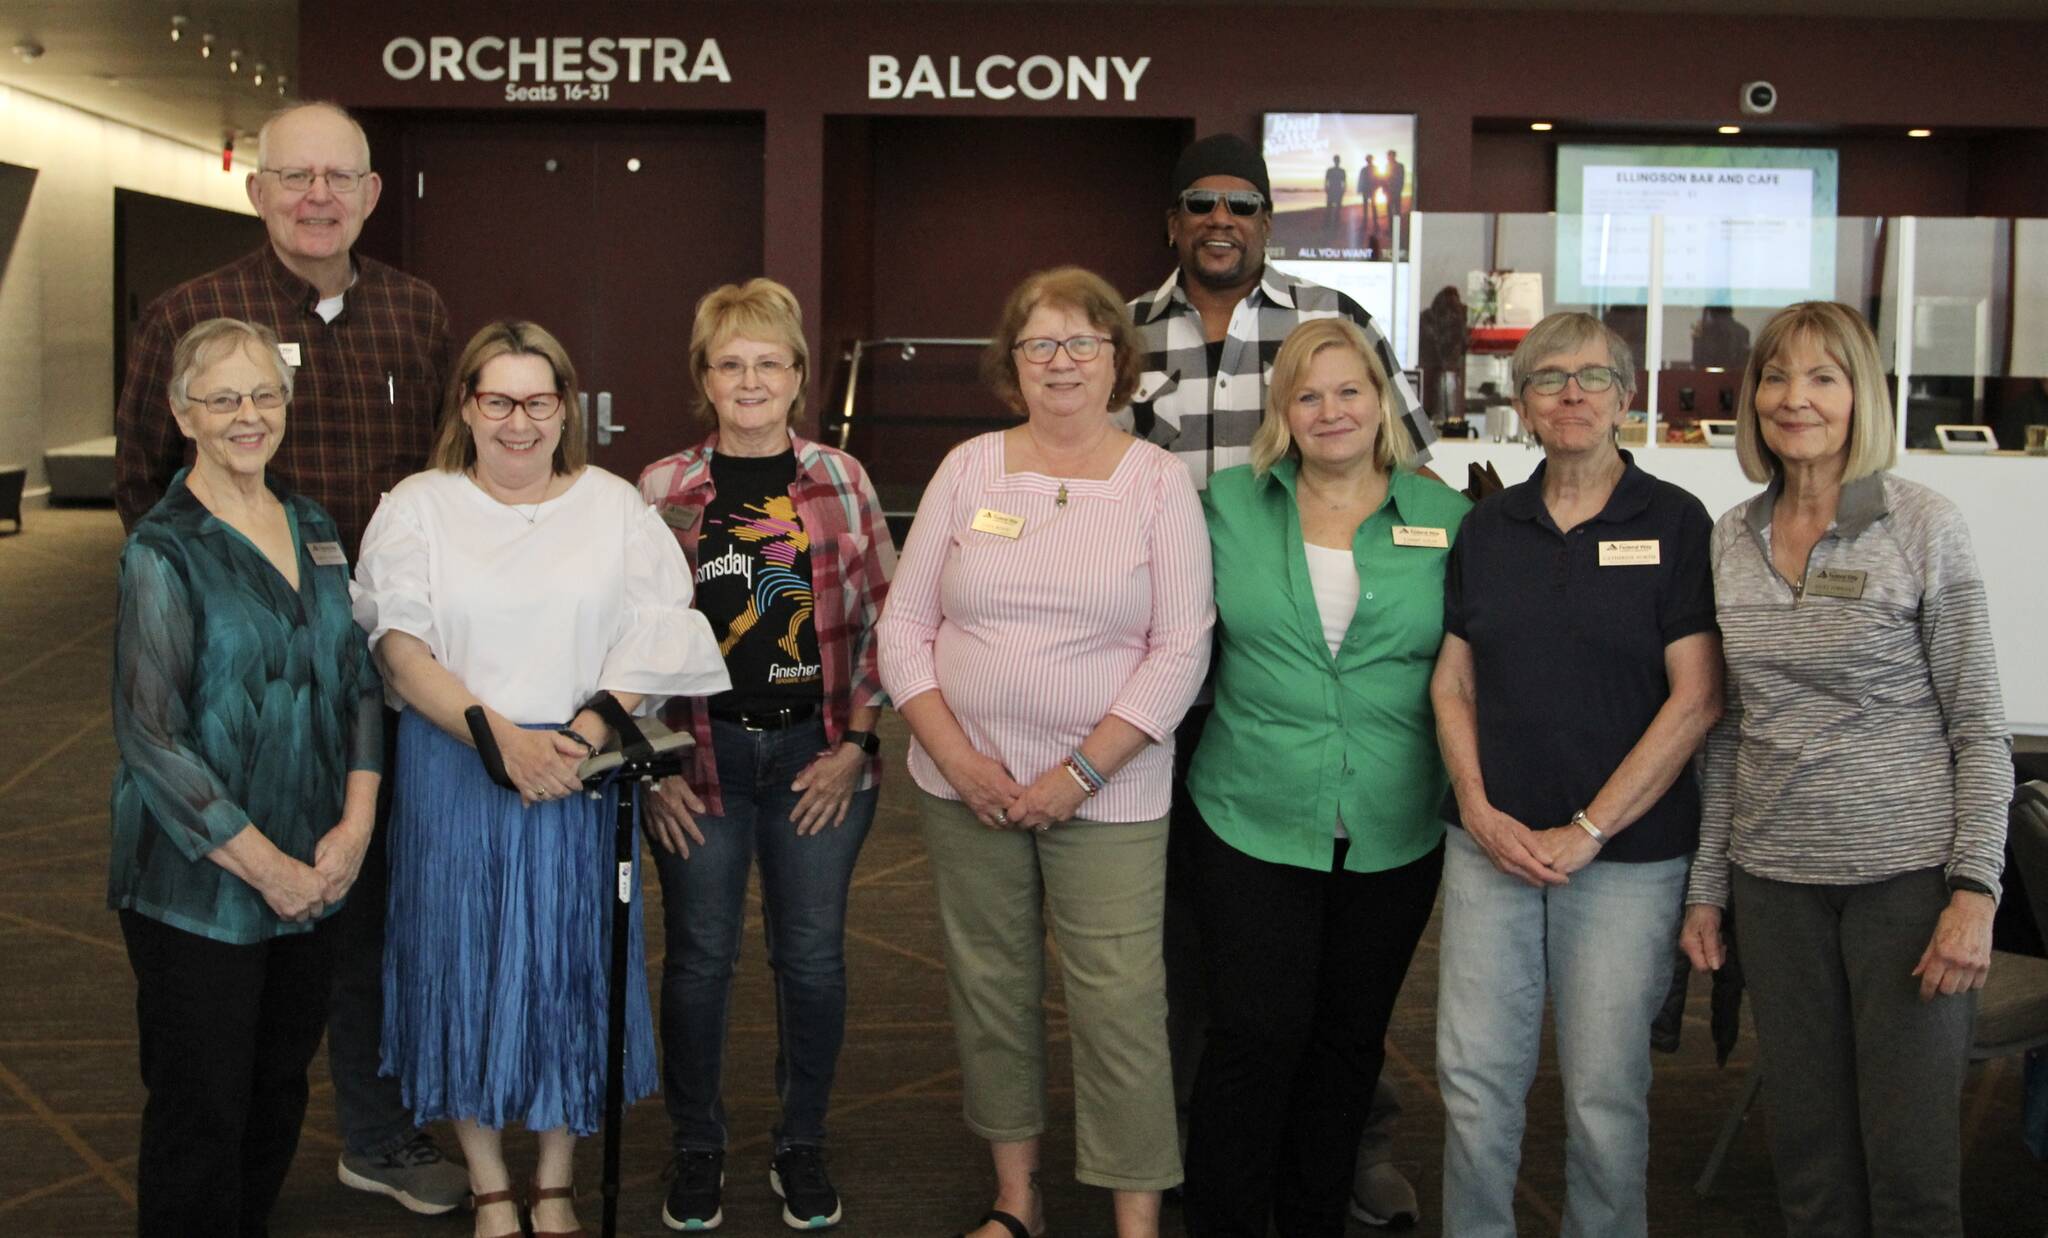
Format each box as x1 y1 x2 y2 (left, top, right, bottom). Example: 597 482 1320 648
842 729 881 756
1947 875 1995 898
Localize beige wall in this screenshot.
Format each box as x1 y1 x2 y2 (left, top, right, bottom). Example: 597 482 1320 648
0 85 252 494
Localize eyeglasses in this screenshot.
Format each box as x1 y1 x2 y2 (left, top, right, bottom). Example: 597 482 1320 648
261 167 368 194
190 386 287 416
1013 335 1111 364
709 357 796 383
1177 189 1266 218
470 390 564 420
1523 365 1622 396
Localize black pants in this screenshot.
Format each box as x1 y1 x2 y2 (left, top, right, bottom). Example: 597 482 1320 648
121 910 336 1238
1182 820 1442 1238
323 708 415 1156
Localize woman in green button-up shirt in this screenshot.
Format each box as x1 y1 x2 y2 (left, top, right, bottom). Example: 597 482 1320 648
1181 317 1468 1238
109 318 383 1237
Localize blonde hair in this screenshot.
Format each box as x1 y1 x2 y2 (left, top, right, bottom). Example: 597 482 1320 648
430 321 586 475
1251 317 1414 475
1735 301 1896 484
688 278 810 425
169 318 294 408
981 266 1143 414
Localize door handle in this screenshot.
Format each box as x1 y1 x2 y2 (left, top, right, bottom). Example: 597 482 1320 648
593 390 622 446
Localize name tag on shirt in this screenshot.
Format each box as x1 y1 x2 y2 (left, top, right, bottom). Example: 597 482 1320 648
971 508 1025 539
1805 567 1867 600
278 342 302 367
1598 539 1661 567
659 504 699 530
1391 525 1449 549
306 541 348 567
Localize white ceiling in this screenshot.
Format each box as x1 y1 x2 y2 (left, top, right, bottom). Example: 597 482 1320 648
0 1 295 159
0 0 2038 158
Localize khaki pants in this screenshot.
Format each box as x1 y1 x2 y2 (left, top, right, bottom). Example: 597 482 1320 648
918 790 1181 1190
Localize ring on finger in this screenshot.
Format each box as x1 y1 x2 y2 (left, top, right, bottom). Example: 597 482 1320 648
994 810 1009 826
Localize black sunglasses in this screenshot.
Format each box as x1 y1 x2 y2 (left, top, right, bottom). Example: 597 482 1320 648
1177 188 1266 218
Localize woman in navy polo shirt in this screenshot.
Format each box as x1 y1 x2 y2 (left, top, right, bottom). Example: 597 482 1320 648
1183 317 1469 1238
1431 311 1722 1237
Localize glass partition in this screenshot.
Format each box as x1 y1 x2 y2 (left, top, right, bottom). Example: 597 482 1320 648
1408 211 2044 454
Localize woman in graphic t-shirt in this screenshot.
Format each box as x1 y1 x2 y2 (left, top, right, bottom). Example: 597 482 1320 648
636 278 897 1233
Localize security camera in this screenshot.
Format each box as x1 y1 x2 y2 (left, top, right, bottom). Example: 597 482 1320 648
1740 81 1778 116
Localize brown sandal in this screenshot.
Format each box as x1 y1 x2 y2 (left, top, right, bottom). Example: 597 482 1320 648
468 1188 525 1238
528 1181 587 1238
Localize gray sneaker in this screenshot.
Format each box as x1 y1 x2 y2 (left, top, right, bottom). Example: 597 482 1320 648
1348 1160 1420 1229
337 1131 470 1215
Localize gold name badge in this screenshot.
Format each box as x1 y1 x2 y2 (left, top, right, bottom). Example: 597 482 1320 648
306 541 348 567
1392 525 1449 548
1805 567 1867 600
971 508 1025 539
1598 539 1661 567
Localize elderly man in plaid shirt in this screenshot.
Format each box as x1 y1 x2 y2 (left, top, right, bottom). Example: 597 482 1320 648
1129 133 1436 1231
113 101 464 1219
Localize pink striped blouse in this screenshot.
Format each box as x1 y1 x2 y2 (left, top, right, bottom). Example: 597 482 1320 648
877 431 1214 822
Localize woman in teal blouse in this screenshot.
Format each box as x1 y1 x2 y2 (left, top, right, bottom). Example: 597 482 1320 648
109 318 383 1238
1182 318 1468 1238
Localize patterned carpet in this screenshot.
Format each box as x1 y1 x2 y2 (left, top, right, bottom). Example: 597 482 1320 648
3 504 2045 1236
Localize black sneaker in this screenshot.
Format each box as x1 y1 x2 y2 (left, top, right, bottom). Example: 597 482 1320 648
769 1144 843 1230
662 1148 725 1231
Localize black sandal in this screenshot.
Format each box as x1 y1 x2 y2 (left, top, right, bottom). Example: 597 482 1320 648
952 1208 1038 1238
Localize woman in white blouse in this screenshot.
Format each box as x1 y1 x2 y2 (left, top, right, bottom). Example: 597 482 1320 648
352 321 727 1238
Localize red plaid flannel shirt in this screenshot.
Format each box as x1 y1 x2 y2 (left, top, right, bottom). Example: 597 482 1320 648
637 432 896 815
114 246 453 558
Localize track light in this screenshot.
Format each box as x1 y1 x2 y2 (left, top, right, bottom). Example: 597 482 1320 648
170 15 187 43
199 32 214 59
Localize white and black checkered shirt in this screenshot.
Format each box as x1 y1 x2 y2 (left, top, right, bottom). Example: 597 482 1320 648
1124 266 1434 489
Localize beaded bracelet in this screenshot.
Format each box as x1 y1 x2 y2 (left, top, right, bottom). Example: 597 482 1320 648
1062 754 1102 797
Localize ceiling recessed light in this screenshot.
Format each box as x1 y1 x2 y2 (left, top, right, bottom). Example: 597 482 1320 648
227 49 241 73
1530 122 1554 132
199 32 214 59
1908 128 1933 138
252 63 265 85
1718 125 1742 135
169 15 187 43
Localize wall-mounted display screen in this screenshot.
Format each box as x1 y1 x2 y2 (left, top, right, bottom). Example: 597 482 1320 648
1554 144 1839 307
1262 112 1418 360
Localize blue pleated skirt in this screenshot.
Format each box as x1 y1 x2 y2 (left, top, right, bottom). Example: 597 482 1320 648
381 709 657 1135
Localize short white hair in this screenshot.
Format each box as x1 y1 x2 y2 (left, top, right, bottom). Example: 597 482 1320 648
255 101 372 171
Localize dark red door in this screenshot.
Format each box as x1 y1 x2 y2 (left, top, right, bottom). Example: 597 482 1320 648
403 117 765 481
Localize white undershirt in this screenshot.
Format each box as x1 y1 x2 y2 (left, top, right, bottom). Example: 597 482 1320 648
1303 542 1360 840
313 292 345 323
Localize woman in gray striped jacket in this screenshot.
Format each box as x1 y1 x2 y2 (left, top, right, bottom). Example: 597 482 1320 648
1678 300 2011 1238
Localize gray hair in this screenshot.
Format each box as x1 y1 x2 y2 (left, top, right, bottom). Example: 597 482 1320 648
1509 311 1638 397
169 318 295 408
255 101 373 171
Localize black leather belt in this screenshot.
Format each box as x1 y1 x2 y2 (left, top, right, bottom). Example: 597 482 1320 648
709 702 819 731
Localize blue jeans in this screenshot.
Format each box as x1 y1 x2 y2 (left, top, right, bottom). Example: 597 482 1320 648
653 717 875 1152
1436 825 1687 1238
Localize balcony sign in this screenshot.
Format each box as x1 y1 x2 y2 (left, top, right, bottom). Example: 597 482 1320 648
868 54 1151 102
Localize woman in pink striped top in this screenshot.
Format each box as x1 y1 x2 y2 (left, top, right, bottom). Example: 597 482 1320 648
877 267 1213 1238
